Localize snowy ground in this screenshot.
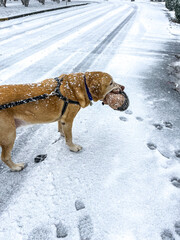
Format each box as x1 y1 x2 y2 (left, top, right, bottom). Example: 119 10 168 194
0 0 180 240
164 8 180 92
0 0 97 18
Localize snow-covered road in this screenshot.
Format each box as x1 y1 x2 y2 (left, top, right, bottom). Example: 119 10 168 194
0 1 180 240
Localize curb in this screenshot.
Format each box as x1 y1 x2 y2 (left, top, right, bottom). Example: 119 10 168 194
0 2 90 22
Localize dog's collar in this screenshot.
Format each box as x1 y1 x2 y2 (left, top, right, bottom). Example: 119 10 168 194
84 74 93 106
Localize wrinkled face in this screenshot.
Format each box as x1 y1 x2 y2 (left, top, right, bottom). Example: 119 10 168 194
98 73 129 111
100 73 125 101
87 72 125 101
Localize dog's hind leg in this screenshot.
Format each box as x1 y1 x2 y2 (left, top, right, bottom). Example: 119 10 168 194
0 115 25 171
58 120 65 137
1 144 25 171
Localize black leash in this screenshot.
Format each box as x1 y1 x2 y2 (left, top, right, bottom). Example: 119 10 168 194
0 93 50 110
0 77 80 117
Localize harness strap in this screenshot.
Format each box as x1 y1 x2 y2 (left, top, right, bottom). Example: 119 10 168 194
54 77 79 105
0 93 50 110
0 77 80 117
54 77 80 117
61 101 69 116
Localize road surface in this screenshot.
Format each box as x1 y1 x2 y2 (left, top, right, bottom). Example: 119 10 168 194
0 1 180 240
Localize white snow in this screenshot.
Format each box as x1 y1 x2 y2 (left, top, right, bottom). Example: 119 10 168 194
167 10 180 36
0 1 180 240
0 0 99 18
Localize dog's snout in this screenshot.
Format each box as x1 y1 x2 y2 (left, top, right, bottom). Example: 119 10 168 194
113 84 125 93
121 85 125 91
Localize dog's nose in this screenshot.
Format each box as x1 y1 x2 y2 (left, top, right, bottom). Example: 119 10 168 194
121 85 125 91
114 84 125 92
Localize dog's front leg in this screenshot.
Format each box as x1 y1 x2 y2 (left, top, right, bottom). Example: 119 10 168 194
61 119 82 152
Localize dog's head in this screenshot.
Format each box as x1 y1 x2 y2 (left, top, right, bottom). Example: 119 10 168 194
60 72 127 109
85 72 129 111
85 72 124 101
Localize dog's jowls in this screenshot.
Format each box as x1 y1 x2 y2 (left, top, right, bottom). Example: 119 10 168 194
0 72 126 171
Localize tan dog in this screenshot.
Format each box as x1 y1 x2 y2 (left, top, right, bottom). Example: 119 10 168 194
0 72 124 171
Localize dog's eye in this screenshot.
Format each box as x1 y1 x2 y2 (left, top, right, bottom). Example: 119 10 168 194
110 82 113 85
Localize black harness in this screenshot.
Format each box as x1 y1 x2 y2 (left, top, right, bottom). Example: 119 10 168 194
0 77 80 117
54 77 80 116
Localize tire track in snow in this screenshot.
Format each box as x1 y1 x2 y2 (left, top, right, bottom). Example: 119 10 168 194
0 4 110 44
73 6 137 72
0 5 130 82
0 3 94 30
0 7 112 68
7 5 134 84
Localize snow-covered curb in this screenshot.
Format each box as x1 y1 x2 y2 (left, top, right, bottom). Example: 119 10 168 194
0 0 100 19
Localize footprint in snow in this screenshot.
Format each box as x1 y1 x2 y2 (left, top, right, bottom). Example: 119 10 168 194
75 200 94 240
175 221 180 236
136 116 143 122
75 200 85 211
55 221 68 238
175 150 180 158
119 116 128 122
27 226 52 240
161 229 175 240
147 142 157 150
34 154 47 163
78 215 93 240
163 121 173 129
152 121 173 130
171 177 180 188
28 201 93 239
153 123 163 130
125 109 133 115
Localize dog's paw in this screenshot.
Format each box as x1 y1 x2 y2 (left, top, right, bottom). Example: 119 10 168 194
11 162 26 171
69 144 82 152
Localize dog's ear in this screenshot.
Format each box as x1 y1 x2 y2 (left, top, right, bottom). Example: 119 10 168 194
76 92 88 108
